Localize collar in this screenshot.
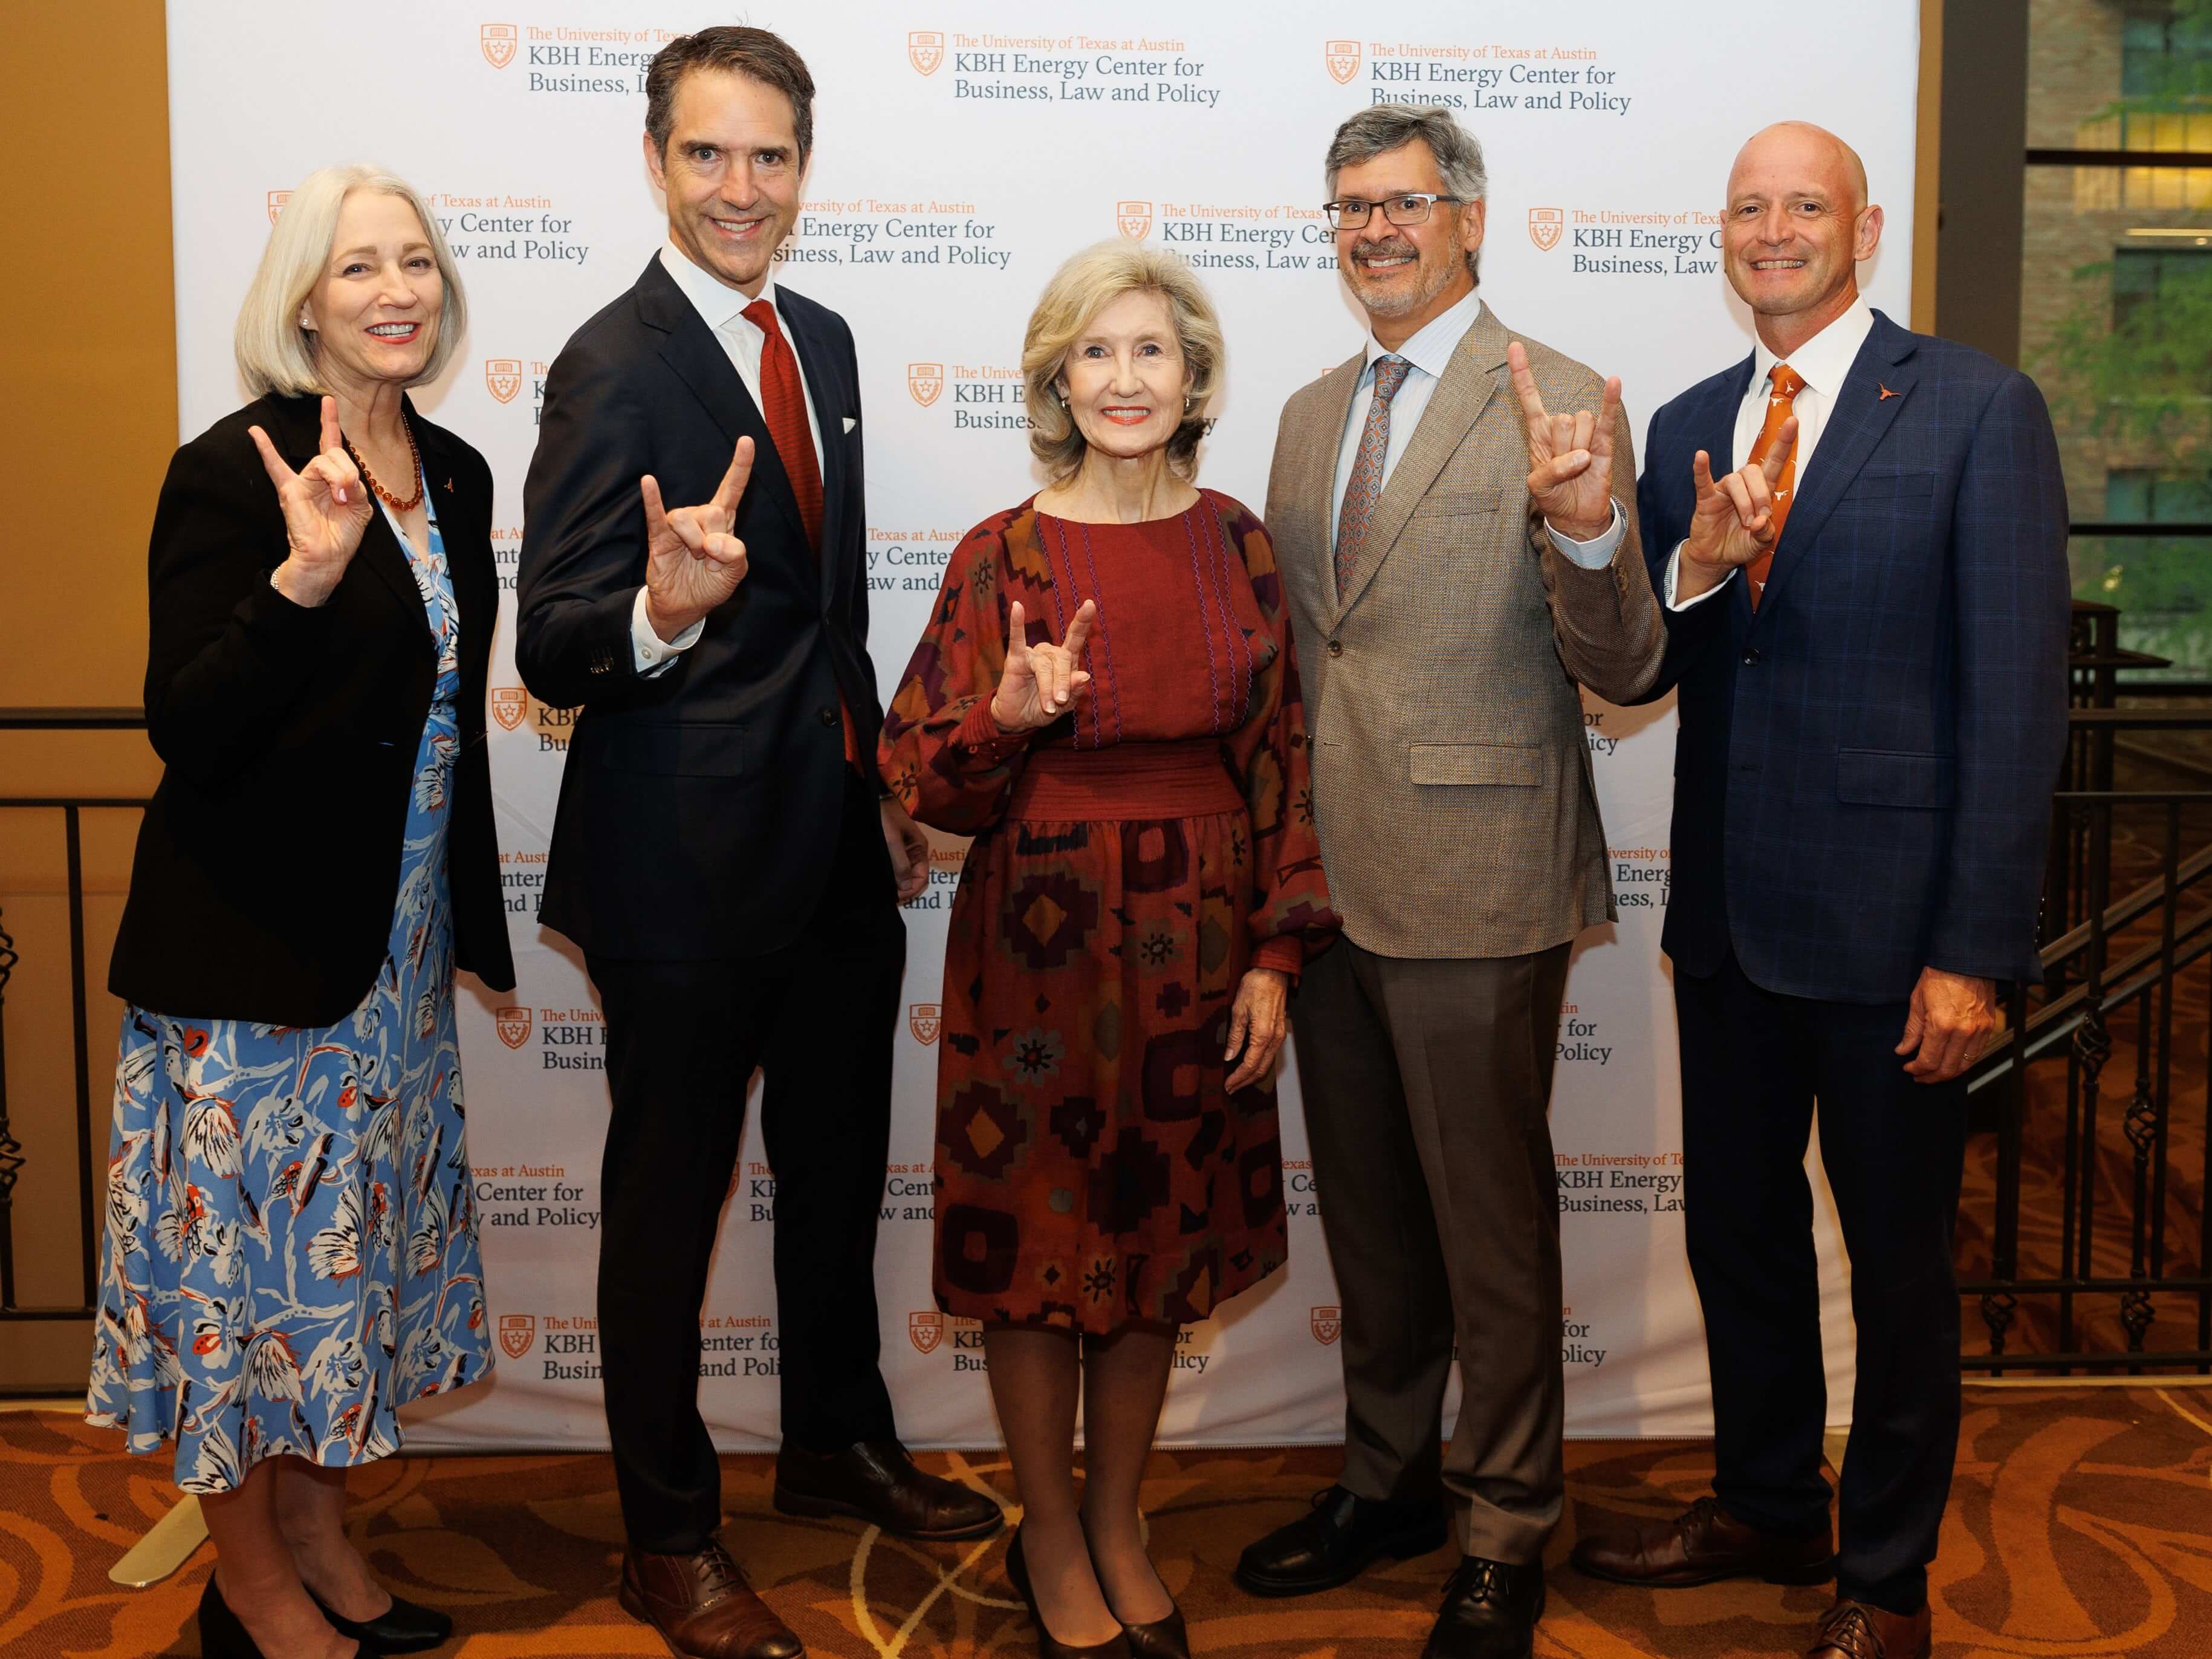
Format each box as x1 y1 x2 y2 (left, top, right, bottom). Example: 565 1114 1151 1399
1752 293 1873 398
658 239 779 333
1363 287 1484 383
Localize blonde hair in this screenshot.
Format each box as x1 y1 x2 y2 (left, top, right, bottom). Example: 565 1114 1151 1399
1022 241 1224 479
234 163 468 397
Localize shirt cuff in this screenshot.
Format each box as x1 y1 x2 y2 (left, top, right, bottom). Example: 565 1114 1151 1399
1251 936 1306 980
1543 501 1625 570
631 587 704 677
1665 543 1734 611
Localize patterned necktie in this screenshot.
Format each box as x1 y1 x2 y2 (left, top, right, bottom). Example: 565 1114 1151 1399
741 298 823 553
1745 362 1805 610
1335 356 1413 600
742 298 857 767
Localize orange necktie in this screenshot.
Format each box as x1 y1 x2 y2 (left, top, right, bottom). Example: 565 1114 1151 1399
1745 362 1805 610
741 298 858 768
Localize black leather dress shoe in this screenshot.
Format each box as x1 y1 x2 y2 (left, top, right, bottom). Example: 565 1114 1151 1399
313 1585 450 1653
1233 1485 1449 1597
1422 1556 1545 1659
774 1439 1005 1540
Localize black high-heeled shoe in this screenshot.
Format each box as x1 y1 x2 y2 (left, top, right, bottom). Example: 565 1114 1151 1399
1004 1525 1132 1658
199 1574 384 1657
310 1585 450 1653
1080 1524 1189 1659
196 1578 267 1659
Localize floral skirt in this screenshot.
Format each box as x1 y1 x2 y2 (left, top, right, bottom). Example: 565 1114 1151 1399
85 699 490 1490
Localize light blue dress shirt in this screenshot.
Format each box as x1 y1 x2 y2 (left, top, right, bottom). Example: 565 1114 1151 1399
1330 287 1623 568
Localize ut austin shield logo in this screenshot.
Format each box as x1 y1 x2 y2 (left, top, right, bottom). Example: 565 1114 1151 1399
481 24 518 69
909 1311 944 1354
1117 200 1153 241
1528 208 1565 252
498 1313 535 1359
1310 1305 1342 1345
909 31 945 76
490 687 527 731
909 1003 942 1044
267 190 291 224
907 363 944 407
495 1006 533 1050
1325 41 1361 85
484 359 522 404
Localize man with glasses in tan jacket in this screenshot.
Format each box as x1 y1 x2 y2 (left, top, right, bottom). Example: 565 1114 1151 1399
1233 103 1663 1659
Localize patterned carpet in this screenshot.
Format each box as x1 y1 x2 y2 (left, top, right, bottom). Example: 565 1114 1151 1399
4 1386 2209 1657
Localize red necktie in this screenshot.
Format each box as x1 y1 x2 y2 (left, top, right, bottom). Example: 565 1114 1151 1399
741 297 857 769
742 298 823 553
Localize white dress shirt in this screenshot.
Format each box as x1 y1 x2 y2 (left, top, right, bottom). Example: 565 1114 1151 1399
1331 287 1623 569
1666 294 1875 608
632 241 827 672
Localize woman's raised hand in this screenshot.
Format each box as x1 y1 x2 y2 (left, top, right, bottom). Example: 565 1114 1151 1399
990 599 1095 732
249 397 372 608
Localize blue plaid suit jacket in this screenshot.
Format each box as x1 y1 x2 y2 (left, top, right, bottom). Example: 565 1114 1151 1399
1633 311 2070 1002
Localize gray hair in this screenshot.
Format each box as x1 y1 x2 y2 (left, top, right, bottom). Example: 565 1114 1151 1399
235 163 467 397
1325 104 1489 281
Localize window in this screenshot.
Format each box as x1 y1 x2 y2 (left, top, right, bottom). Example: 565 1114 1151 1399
2106 467 2212 521
2122 11 2212 97
2111 244 2212 328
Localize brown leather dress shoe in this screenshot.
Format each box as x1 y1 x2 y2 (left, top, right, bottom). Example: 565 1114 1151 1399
773 1439 1005 1540
618 1542 804 1659
1806 1599 1931 1659
1569 1493 1834 1588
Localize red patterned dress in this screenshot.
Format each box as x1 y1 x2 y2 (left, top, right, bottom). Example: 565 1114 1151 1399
881 490 1338 1333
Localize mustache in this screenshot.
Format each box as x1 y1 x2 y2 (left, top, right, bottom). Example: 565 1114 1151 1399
1352 238 1418 266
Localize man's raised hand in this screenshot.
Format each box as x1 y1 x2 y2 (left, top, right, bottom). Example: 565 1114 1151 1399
1508 340 1621 544
1678 419 1797 600
990 599 1095 732
250 395 372 607
641 435 753 643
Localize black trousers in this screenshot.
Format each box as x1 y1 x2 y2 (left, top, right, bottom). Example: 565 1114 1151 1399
588 773 903 1554
1675 947 1967 1614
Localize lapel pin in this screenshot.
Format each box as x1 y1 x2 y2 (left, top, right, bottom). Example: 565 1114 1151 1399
1878 383 1899 401
444 477 455 490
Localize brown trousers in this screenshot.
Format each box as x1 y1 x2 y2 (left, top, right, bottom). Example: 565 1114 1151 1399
1292 937 1572 1565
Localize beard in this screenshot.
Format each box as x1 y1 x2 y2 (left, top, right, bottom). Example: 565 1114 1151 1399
1343 236 1460 319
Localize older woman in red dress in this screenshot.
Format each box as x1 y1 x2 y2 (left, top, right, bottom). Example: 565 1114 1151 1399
881 243 1337 1659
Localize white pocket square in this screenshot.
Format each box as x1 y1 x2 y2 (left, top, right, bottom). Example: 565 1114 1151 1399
842 415 857 433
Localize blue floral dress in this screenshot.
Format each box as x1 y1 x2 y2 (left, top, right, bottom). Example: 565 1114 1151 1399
86 490 493 1492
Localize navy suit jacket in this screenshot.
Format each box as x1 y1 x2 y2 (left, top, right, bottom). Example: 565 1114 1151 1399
1633 310 2070 1002
517 256 879 960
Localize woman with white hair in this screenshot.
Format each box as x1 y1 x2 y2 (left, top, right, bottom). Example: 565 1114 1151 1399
87 163 513 1659
882 242 1338 1658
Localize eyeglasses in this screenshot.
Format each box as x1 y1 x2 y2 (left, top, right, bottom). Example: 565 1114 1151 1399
1322 193 1465 230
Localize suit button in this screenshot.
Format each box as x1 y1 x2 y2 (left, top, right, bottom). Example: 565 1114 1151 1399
1740 648 1761 666
819 705 838 727
1327 638 1343 658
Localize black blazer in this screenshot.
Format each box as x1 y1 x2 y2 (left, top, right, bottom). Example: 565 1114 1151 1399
516 256 878 960
109 392 516 1025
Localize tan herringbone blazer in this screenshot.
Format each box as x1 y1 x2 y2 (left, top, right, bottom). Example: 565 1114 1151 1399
1267 304 1664 958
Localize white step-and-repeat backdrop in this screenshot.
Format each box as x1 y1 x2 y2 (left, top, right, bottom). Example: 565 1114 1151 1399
164 1 1919 1449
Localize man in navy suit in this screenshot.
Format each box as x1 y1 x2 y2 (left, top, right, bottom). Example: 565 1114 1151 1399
517 26 999 1659
1569 125 2069 1659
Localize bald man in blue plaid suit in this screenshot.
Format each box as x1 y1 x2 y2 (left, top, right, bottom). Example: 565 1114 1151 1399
1570 125 2070 1659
